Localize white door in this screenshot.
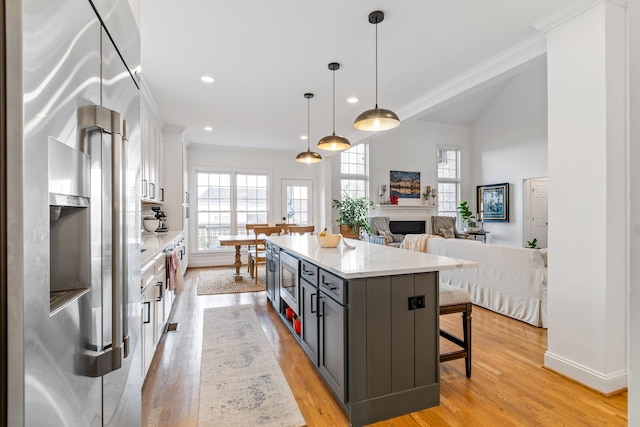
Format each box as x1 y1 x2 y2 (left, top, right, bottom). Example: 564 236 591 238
282 179 312 225
523 177 548 248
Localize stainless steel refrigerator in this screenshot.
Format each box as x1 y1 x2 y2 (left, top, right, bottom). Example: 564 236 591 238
5 0 142 425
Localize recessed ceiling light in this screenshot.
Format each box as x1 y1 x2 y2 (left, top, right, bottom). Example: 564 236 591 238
300 135 308 140
347 97 359 104
201 75 215 83
204 126 213 131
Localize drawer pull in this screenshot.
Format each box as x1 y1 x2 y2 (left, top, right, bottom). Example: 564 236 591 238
322 281 338 291
143 301 151 324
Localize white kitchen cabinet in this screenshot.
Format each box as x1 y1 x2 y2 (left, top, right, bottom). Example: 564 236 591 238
141 278 156 378
153 254 167 344
140 101 164 203
163 128 189 270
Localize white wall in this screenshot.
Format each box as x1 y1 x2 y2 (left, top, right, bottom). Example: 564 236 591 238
187 143 321 266
629 0 639 422
471 61 548 247
544 2 627 394
365 119 473 209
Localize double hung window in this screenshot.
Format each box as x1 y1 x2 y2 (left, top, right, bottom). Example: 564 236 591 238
340 144 368 198
437 148 460 218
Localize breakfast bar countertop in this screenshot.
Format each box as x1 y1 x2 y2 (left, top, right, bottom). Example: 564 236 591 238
266 234 476 280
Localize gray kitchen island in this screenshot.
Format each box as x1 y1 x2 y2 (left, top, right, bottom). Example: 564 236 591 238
265 234 475 427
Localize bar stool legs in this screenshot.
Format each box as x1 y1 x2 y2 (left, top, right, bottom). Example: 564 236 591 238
439 297 472 378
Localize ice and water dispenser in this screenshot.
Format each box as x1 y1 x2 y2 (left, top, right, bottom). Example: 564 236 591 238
48 137 91 315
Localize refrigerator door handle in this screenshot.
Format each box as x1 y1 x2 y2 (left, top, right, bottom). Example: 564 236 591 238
121 119 130 359
78 105 126 376
111 119 125 366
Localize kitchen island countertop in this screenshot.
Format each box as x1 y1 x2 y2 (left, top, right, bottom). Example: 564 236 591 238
266 234 475 280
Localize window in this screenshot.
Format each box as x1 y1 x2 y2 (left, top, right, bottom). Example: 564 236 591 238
236 174 268 230
196 171 269 251
437 148 460 218
340 144 368 199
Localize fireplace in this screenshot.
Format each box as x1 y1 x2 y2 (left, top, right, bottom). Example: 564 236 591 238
389 220 426 235
375 204 437 234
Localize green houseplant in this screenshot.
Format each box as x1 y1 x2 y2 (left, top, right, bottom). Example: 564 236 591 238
456 201 476 231
332 194 374 238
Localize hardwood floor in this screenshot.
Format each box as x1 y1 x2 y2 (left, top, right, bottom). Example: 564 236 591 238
142 267 628 426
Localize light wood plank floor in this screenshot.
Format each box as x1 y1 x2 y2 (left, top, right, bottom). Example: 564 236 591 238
142 267 628 426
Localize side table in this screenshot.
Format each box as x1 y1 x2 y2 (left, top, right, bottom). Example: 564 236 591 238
466 230 490 243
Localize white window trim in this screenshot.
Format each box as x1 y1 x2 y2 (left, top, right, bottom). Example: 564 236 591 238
193 166 273 254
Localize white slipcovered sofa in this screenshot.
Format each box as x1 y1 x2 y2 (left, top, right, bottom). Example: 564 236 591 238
424 238 548 328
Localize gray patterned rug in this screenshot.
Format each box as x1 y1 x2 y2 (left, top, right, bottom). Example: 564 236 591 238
198 305 306 426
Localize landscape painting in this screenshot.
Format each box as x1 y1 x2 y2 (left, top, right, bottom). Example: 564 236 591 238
390 170 421 198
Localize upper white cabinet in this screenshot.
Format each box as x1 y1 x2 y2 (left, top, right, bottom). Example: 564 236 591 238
162 128 189 265
140 101 164 203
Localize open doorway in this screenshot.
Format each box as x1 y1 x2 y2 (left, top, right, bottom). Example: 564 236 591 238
522 177 548 248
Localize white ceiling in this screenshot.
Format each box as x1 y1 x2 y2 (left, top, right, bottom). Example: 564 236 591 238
139 0 569 152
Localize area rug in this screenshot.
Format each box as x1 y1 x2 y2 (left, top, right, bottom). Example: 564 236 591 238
198 305 306 427
197 267 266 295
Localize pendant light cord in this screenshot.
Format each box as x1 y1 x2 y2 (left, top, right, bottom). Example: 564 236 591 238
375 20 379 109
307 96 311 151
332 68 336 135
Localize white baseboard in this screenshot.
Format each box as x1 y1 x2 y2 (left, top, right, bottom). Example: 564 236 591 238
544 351 627 394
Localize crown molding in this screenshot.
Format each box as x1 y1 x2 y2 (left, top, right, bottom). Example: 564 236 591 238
532 0 627 33
397 32 547 124
135 70 166 128
164 126 186 134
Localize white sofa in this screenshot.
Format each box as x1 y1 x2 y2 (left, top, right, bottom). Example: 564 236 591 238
424 238 548 328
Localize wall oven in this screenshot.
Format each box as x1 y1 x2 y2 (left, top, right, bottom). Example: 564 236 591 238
279 251 300 315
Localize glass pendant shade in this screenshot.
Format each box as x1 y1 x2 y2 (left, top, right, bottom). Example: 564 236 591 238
295 93 323 163
318 62 351 151
354 11 400 132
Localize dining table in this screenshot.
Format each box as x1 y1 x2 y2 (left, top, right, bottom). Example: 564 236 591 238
218 234 266 281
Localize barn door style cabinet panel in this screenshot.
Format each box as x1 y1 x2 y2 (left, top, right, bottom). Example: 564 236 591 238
265 235 474 427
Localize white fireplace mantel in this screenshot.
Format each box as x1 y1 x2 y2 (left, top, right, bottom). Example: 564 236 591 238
374 204 438 234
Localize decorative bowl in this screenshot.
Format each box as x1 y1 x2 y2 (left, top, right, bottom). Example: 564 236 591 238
315 234 342 248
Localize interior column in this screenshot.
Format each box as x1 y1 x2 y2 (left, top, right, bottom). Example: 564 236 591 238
537 0 628 394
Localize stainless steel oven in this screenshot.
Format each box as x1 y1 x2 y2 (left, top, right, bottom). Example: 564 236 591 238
279 251 300 315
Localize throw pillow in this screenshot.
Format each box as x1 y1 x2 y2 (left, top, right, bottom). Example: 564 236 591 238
379 230 393 245
440 227 455 239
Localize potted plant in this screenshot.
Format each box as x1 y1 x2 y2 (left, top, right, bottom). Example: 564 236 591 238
456 201 476 231
332 194 374 238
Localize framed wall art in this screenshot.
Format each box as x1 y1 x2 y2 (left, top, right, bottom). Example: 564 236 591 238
477 183 509 222
389 170 421 198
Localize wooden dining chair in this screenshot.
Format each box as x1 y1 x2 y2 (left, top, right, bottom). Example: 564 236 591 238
249 226 283 283
245 223 268 274
276 223 297 234
287 225 315 235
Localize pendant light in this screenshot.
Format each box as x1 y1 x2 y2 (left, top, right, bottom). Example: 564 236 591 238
317 63 351 151
295 93 323 164
353 10 400 132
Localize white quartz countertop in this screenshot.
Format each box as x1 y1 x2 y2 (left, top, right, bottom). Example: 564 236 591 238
266 235 476 279
141 230 184 265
